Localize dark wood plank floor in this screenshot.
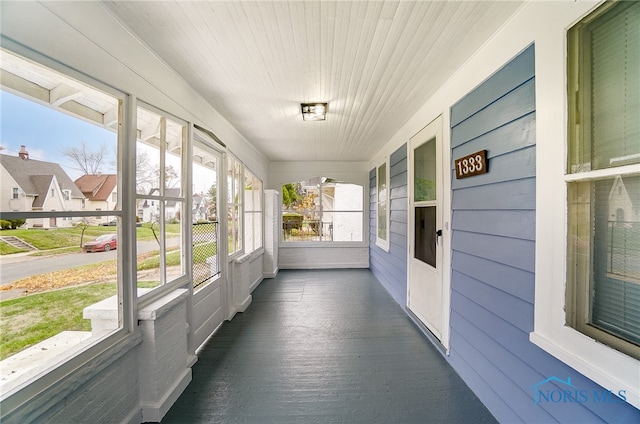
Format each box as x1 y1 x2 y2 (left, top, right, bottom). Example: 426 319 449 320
161 269 496 423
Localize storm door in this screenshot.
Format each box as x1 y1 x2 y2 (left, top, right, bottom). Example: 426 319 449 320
190 129 225 350
408 116 444 340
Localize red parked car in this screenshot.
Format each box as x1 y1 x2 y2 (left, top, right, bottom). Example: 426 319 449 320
83 234 117 252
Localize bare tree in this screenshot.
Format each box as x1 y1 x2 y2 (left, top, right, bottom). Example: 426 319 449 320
62 142 109 175
207 184 217 220
160 164 180 189
75 218 90 248
136 150 156 194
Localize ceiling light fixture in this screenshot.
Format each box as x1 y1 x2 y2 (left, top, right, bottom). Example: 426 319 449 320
301 103 327 121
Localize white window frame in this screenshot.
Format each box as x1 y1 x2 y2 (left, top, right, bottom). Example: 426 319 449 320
0 45 135 410
375 159 390 251
281 177 365 244
135 101 190 305
11 187 19 199
530 1 640 410
243 167 263 254
227 153 243 258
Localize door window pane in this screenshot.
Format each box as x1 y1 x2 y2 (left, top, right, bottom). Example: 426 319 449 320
415 206 436 267
414 139 437 201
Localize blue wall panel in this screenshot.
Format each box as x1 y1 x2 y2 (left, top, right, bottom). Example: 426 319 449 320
448 44 640 423
370 144 408 307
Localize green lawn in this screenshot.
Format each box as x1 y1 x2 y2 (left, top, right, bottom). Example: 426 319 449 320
0 223 181 255
0 241 26 255
0 223 211 359
0 281 164 360
0 283 117 360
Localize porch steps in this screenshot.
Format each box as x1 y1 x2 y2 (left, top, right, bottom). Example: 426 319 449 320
0 236 37 251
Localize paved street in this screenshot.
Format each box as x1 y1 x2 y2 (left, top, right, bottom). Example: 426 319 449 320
0 239 175 286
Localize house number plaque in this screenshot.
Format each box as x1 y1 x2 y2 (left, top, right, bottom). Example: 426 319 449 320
454 150 487 179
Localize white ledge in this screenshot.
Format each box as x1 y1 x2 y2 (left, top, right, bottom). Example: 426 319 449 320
138 289 188 321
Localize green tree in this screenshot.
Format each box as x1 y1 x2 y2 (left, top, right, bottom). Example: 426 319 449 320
282 183 298 208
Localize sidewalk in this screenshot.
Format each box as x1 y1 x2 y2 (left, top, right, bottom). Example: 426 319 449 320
0 250 43 265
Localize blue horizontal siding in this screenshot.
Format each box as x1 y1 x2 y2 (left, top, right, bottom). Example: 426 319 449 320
370 144 408 308
448 43 640 423
451 291 640 423
451 44 535 127
452 209 536 240
450 112 536 161
451 79 536 149
452 178 535 210
452 146 536 190
452 270 533 332
452 251 534 302
449 45 540 422
452 231 535 273
449 314 556 423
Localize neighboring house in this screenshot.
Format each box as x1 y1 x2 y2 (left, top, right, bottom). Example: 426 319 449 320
74 174 118 225
0 147 84 228
139 188 181 223
192 193 209 222
609 175 640 223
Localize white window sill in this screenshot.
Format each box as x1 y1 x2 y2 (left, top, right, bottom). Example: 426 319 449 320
279 241 367 248
374 239 390 252
232 247 264 264
530 327 640 409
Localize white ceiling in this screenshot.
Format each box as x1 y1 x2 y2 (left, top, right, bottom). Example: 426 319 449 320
103 0 524 162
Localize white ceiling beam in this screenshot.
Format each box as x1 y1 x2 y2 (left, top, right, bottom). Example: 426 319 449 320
49 83 82 107
0 69 49 103
103 107 118 129
140 121 160 144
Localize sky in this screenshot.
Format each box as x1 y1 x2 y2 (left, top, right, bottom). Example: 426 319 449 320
0 90 118 180
1 89 216 193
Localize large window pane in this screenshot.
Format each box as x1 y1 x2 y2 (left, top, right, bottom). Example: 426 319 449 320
135 105 185 294
569 1 640 172
244 169 262 253
227 155 242 255
282 177 363 242
377 163 388 242
568 176 640 353
566 0 640 361
0 49 123 391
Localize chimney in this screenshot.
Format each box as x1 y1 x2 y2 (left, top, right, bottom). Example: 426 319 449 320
18 145 29 160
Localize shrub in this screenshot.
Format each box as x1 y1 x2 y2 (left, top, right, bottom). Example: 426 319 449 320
7 219 26 229
0 220 11 230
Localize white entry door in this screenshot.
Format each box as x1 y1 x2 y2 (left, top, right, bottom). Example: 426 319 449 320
408 116 444 340
191 129 225 350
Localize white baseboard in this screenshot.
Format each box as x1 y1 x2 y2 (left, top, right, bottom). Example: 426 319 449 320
123 407 142 424
279 262 369 269
263 267 279 279
141 368 192 423
237 295 252 313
